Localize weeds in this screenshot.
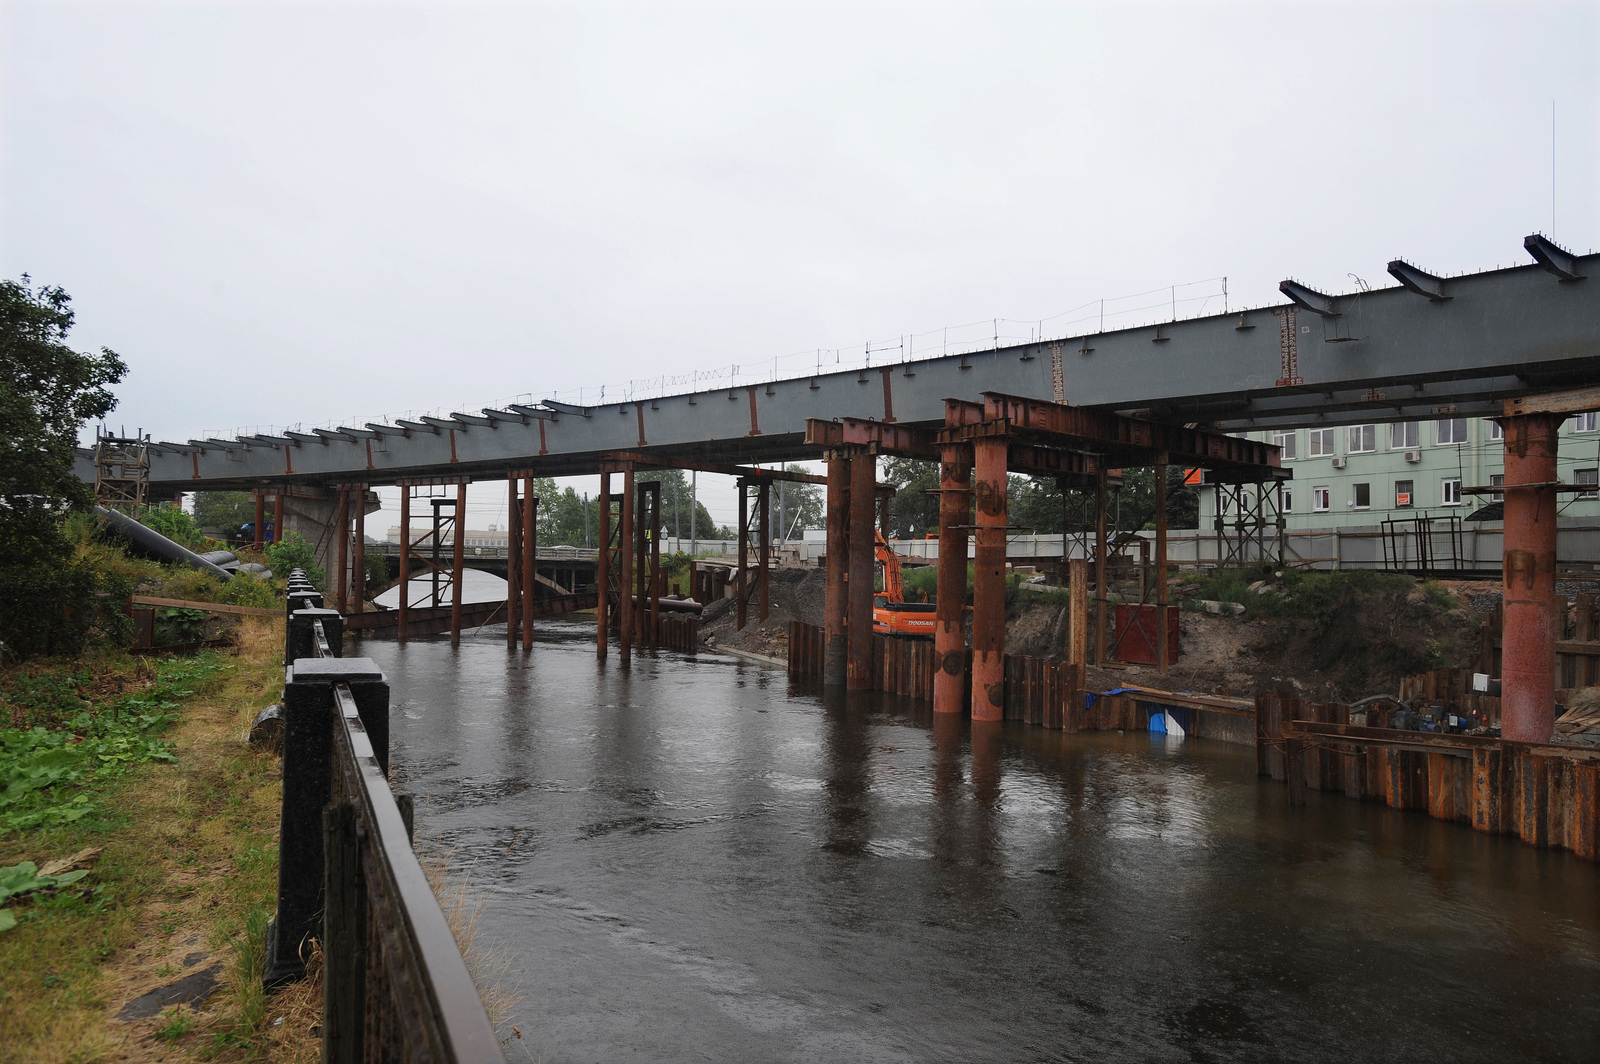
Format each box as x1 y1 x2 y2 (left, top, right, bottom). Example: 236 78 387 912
154 1006 197 1042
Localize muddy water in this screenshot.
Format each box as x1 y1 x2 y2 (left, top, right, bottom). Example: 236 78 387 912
358 621 1600 1064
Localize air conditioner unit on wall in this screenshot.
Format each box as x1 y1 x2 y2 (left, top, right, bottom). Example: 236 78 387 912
1405 450 1421 463
1331 457 1347 469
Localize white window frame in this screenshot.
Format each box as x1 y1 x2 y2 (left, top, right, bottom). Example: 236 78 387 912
1395 480 1414 508
1486 419 1504 442
1441 477 1462 506
1308 428 1335 458
1577 468 1598 500
1272 430 1297 460
1574 412 1598 432
1390 422 1419 449
1348 425 1376 454
1436 419 1468 446
1350 483 1371 509
1313 485 1330 512
1280 486 1293 513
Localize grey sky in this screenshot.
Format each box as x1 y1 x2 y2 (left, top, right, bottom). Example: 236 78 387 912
3 2 1596 533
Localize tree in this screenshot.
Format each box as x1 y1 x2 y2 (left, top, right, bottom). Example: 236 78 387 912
193 490 255 536
881 456 940 538
0 276 128 658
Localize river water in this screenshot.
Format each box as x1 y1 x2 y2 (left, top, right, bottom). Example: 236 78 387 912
356 621 1600 1064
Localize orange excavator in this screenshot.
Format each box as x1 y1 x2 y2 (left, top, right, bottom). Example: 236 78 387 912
872 531 937 638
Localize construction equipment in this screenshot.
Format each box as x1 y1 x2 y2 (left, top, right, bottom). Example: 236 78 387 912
873 530 936 638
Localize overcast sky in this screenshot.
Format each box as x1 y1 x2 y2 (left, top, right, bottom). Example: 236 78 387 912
4 2 1596 532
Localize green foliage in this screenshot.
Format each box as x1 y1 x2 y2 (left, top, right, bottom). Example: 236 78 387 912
882 457 941 538
138 503 211 552
0 654 224 838
265 531 323 588
0 276 129 662
363 550 388 594
216 573 280 610
191 491 255 537
900 564 940 602
154 1006 196 1042
152 608 208 646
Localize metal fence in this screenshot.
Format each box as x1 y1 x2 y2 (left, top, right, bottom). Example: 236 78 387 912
268 569 505 1063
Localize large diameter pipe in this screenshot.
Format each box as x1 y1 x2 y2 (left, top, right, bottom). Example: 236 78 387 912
846 452 876 690
824 453 850 686
1500 412 1561 743
95 506 232 579
970 437 1008 721
934 443 971 715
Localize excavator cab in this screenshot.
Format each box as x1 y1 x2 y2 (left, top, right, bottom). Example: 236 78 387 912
871 531 937 638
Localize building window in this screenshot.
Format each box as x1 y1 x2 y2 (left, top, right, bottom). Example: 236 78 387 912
1575 412 1598 432
1218 490 1231 517
1348 425 1376 453
1390 422 1419 449
1313 486 1330 512
1395 480 1413 507
1436 419 1468 445
1490 473 1505 489
1441 478 1461 506
1350 483 1371 509
1309 428 1335 458
1280 487 1293 512
1272 430 1297 460
1487 419 1504 441
1578 469 1599 500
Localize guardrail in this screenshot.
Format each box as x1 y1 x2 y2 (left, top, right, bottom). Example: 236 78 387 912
267 569 505 1063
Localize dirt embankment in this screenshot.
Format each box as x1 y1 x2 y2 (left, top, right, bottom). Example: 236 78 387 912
718 566 1486 702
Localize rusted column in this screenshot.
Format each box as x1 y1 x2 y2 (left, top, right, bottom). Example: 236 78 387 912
253 491 265 549
398 487 410 643
597 473 610 660
934 442 971 715
506 477 521 650
1500 412 1562 742
335 487 349 613
759 480 770 623
823 452 850 686
649 484 661 647
1094 470 1108 664
737 479 749 631
450 482 466 646
522 477 536 650
619 466 635 666
1155 455 1169 674
351 486 365 614
970 436 1008 720
1069 558 1088 667
847 451 877 690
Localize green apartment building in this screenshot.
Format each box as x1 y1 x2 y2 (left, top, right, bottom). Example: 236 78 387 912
1197 414 1600 564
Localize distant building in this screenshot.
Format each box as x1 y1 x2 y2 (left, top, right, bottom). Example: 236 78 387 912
1197 414 1600 532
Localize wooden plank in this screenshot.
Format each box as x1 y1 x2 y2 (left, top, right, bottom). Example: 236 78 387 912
130 594 282 618
1281 720 1600 763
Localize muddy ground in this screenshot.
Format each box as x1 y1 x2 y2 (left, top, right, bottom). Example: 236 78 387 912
699 566 1489 702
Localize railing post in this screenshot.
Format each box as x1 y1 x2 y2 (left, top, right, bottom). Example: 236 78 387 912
264 656 386 987
287 608 344 664
323 800 366 1064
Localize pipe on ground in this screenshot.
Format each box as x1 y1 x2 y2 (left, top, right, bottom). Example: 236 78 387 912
95 506 232 579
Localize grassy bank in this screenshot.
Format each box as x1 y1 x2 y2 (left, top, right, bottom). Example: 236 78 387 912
0 618 318 1063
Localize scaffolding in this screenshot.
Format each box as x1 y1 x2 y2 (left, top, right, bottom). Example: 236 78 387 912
93 430 149 512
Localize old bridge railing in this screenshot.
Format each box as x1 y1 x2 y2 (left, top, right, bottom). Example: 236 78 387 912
267 569 505 1063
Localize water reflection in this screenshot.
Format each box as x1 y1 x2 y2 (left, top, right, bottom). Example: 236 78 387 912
358 622 1600 1064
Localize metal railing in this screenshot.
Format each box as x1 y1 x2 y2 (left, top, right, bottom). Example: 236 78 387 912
269 569 505 1063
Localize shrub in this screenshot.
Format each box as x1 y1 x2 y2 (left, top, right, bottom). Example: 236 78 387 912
265 532 323 589
138 504 212 552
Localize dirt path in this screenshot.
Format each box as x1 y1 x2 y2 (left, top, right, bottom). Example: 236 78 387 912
0 620 320 1064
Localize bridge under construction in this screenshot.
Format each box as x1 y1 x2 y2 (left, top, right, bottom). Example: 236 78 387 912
83 235 1600 747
